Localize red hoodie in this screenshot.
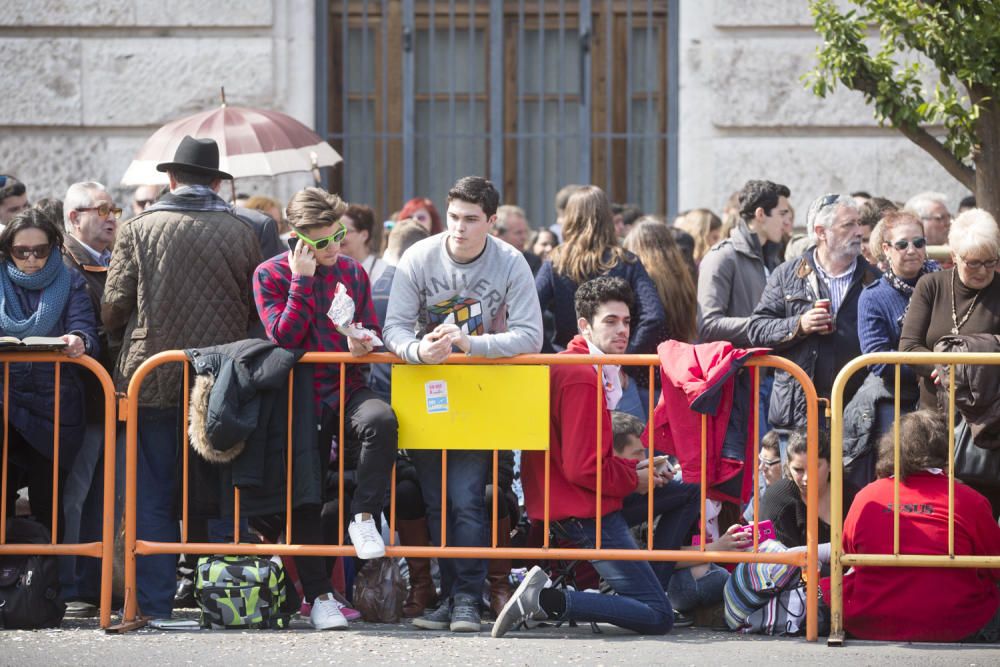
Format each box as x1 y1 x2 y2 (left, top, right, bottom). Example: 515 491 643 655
521 335 638 521
822 472 1000 642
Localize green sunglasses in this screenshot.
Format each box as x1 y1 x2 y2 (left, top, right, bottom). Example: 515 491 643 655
295 223 347 250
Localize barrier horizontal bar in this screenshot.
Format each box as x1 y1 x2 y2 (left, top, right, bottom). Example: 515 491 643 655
0 541 104 557
135 540 808 565
840 554 1000 568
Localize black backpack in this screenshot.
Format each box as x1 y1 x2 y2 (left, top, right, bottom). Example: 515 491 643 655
0 518 65 629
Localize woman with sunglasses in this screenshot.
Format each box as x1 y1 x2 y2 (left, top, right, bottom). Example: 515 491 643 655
855 211 938 465
0 208 99 536
901 208 1000 408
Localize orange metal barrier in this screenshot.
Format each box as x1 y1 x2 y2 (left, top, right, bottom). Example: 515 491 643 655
0 353 118 629
828 352 1000 647
119 350 819 639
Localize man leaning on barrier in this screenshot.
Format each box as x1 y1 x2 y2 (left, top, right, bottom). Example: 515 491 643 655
253 186 399 630
383 175 543 634
498 276 675 638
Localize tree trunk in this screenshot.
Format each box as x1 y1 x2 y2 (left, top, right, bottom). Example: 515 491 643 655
973 96 1000 221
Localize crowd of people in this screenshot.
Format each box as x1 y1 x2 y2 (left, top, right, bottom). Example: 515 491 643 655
1 137 999 642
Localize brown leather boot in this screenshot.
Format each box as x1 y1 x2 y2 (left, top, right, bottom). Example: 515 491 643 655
487 515 514 618
396 518 438 618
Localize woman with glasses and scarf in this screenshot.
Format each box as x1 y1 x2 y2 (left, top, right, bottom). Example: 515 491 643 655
0 208 98 536
900 209 1000 408
854 211 938 459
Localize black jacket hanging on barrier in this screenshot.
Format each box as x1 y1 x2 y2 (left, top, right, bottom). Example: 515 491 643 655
184 339 323 518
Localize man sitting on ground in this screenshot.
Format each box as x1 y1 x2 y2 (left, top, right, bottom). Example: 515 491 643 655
496 276 674 637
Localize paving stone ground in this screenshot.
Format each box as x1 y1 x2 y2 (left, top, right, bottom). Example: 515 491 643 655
1 612 997 666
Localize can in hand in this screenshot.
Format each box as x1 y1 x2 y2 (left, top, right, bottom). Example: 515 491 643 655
814 298 833 332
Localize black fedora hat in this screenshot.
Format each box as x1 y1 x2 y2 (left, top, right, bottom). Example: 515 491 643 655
156 135 233 180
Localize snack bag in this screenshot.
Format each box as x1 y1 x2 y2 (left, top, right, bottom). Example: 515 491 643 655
327 282 383 346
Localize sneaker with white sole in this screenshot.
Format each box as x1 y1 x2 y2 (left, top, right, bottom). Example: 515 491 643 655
491 565 550 638
449 594 482 633
411 601 451 630
348 513 386 559
310 593 349 630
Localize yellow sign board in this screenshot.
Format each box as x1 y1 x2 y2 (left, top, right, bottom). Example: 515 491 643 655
391 364 549 450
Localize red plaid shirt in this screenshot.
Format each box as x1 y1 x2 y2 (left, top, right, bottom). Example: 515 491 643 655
253 252 379 409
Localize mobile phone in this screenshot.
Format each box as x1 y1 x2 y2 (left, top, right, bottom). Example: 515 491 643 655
739 519 776 543
287 236 298 252
652 455 674 475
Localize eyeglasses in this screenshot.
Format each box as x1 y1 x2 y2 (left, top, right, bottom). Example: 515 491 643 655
889 237 927 251
960 256 1000 270
76 203 123 220
10 244 52 260
295 223 347 250
759 455 781 467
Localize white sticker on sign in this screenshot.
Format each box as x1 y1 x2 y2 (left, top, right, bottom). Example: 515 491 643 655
425 380 449 414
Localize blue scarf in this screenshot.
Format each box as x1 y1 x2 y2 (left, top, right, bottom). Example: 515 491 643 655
0 252 71 338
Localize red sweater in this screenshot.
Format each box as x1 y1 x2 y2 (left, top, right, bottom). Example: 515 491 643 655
521 336 638 521
832 472 1000 641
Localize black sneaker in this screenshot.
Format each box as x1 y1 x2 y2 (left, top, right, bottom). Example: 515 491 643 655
450 594 482 633
673 609 695 628
173 578 195 609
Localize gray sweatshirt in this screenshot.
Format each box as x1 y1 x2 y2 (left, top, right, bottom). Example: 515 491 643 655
383 233 543 362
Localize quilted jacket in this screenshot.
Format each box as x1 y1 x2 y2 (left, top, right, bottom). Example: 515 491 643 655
102 202 262 407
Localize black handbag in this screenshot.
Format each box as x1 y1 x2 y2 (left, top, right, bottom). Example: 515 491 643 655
953 418 1000 488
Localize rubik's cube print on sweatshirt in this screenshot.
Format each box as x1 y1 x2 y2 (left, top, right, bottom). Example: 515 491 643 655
428 295 485 335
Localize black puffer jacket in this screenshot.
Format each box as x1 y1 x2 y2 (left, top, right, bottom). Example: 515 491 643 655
184 339 322 517
747 248 878 428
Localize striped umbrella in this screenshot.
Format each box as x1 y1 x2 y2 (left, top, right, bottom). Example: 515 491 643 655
121 103 341 185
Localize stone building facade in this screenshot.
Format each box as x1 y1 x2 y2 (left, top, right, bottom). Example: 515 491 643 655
0 0 971 220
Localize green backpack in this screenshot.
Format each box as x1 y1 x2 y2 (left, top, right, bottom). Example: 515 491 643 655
194 554 290 629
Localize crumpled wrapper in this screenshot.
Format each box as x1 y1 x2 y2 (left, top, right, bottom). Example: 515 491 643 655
327 282 383 347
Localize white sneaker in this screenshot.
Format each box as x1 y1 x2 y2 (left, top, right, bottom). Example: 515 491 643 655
349 513 386 559
310 594 349 630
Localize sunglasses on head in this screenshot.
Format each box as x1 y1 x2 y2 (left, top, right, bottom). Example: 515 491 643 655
76 203 123 220
295 223 347 250
889 237 926 251
759 455 781 467
10 244 52 260
0 175 19 189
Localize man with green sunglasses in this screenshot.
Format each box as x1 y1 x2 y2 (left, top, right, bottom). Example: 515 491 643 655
254 186 397 631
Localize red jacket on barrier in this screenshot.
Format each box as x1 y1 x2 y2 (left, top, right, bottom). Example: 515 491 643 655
642 340 767 503
521 335 638 521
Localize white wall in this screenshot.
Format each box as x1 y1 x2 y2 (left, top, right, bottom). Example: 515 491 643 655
0 0 317 209
677 0 971 218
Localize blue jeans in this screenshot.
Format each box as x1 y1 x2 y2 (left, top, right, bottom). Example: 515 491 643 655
667 564 729 612
553 512 673 634
411 449 489 600
619 480 700 590
60 424 105 602
133 407 182 619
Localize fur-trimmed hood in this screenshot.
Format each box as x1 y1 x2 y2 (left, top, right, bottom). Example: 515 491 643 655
185 339 303 465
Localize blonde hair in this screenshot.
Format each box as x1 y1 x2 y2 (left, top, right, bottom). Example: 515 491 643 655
673 208 722 262
245 195 288 234
550 185 628 284
623 219 698 343
285 187 348 231
949 208 1000 258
